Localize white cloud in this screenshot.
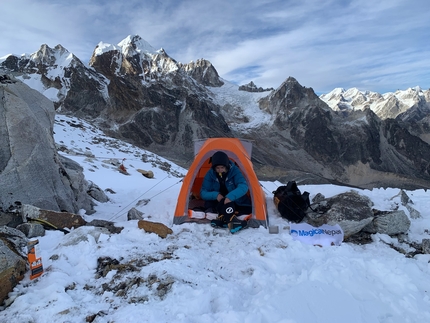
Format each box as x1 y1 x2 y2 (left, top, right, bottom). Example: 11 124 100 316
1 0 429 93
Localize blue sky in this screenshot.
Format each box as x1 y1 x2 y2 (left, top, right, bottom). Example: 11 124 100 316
1 0 429 94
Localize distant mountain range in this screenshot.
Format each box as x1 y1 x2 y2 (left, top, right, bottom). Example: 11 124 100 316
2 35 430 189
320 87 430 120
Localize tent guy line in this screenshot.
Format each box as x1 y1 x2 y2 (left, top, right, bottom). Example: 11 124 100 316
107 176 182 222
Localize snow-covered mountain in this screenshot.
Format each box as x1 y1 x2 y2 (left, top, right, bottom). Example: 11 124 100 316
2 35 430 190
320 86 430 120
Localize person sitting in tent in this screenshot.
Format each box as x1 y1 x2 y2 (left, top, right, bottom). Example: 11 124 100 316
200 151 252 233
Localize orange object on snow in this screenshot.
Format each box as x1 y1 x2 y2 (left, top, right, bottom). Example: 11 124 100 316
28 240 43 280
173 138 268 227
119 158 129 174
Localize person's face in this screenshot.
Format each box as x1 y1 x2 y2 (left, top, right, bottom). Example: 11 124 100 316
215 165 227 173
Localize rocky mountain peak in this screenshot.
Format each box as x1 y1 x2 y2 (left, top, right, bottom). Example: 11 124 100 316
264 76 324 112
117 34 157 57
180 58 223 87
90 35 184 79
238 81 273 92
34 43 66 56
29 43 80 67
0 43 84 93
394 86 422 101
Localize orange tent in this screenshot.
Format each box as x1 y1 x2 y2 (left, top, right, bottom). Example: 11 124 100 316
173 138 268 228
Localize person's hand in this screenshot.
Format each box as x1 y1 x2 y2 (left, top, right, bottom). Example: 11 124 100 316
224 197 231 204
217 194 224 202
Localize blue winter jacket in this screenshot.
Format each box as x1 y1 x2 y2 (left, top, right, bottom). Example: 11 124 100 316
200 162 252 206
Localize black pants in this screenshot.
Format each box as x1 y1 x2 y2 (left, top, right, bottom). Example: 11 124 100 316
204 200 252 215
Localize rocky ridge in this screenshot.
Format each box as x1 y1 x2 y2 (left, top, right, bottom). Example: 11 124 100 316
239 81 274 92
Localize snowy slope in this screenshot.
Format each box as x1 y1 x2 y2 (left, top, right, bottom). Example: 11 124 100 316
1 114 430 322
209 79 272 132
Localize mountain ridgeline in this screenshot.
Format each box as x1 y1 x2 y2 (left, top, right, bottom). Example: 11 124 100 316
1 34 430 189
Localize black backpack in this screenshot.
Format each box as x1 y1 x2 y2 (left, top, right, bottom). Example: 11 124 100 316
273 181 310 223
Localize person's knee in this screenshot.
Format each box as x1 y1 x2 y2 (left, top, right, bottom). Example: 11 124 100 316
218 200 235 218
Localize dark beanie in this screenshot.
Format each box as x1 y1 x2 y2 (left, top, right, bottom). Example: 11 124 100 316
211 151 230 170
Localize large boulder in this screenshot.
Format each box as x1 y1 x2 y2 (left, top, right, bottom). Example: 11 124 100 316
305 189 416 240
0 226 27 306
21 204 87 230
0 75 93 213
363 210 411 235
306 191 375 238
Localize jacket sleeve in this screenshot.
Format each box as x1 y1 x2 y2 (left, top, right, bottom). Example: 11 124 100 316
225 167 249 201
200 171 219 201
